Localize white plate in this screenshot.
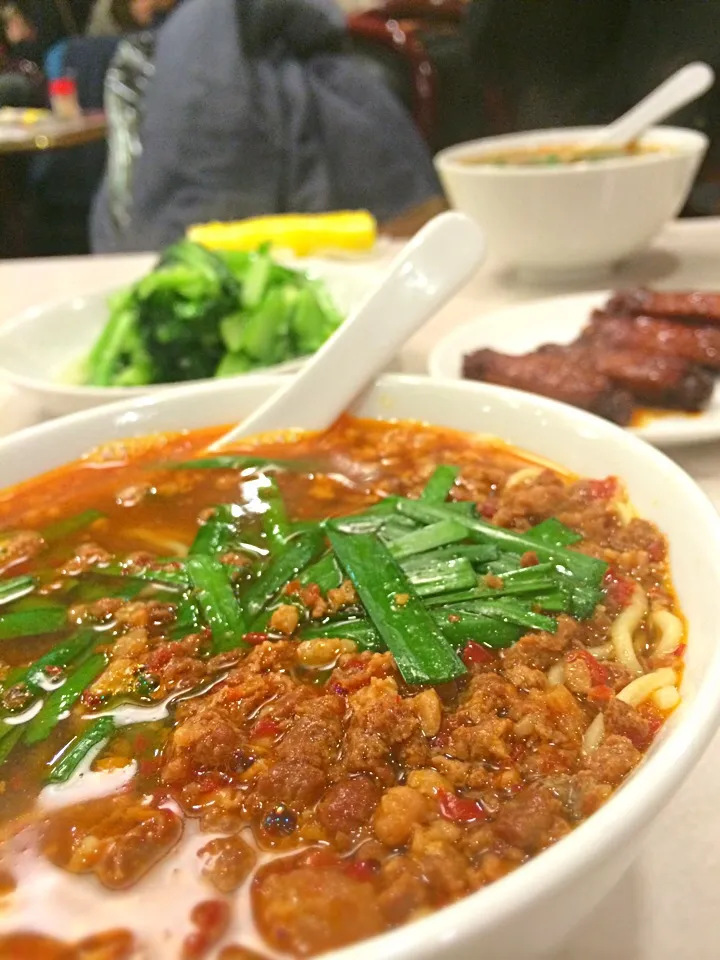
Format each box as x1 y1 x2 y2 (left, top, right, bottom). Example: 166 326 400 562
428 291 720 447
0 256 382 418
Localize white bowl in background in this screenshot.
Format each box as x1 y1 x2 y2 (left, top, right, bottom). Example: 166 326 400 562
434 126 707 282
0 258 381 418
1 373 719 960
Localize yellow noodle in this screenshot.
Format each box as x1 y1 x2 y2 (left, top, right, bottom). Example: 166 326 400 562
504 466 544 491
617 668 677 707
652 685 681 711
585 641 615 660
610 585 646 676
581 713 605 755
652 609 684 658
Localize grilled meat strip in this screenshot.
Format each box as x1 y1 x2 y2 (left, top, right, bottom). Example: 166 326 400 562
462 346 634 424
585 311 720 371
606 288 720 325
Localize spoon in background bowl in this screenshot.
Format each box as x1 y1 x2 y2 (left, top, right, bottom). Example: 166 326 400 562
582 61 714 151
209 211 486 449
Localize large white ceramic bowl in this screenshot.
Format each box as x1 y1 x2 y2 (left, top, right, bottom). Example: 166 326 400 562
0 258 380 418
2 374 720 960
434 126 707 281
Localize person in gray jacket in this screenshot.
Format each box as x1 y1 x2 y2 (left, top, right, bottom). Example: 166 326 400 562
90 0 442 253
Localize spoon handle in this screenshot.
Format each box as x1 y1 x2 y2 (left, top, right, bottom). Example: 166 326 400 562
211 212 485 448
589 61 714 149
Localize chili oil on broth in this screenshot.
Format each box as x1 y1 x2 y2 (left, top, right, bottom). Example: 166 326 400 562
0 416 684 959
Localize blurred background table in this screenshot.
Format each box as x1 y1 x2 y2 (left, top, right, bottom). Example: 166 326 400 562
0 216 719 958
0 111 106 258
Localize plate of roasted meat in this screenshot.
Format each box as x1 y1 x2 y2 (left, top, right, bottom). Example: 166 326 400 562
429 288 720 446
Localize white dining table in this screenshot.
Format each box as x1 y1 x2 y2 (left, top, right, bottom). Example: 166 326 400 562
1 218 720 959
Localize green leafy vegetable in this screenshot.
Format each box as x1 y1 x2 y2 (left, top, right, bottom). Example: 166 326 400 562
25 654 108 745
395 499 606 585
327 527 466 686
186 556 248 653
420 465 459 503
47 717 116 784
260 479 290 549
83 241 344 387
243 531 323 618
0 575 36 606
0 606 67 641
389 519 467 561
299 618 384 652
43 510 105 543
437 613 524 648
25 629 98 692
439 597 557 633
407 557 477 597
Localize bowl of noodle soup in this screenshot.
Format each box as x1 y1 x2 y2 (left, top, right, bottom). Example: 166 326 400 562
0 374 717 960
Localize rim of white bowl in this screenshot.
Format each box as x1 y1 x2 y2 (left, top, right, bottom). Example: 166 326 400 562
1 373 719 959
434 124 709 177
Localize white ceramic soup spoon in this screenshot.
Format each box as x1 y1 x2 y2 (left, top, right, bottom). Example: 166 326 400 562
583 61 714 150
209 211 486 449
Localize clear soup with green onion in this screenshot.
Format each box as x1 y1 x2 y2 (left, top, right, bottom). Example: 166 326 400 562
0 417 684 959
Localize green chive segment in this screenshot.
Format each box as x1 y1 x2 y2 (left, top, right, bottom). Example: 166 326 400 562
327 526 466 686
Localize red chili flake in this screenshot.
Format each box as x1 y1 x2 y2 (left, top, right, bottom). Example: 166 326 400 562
344 858 380 882
520 551 538 568
603 568 635 608
447 613 461 623
220 685 246 703
479 500 497 519
252 717 281 739
586 477 618 500
566 649 609 687
304 848 339 869
138 757 161 778
438 789 487 823
284 579 301 597
301 583 322 608
82 691 105 711
343 657 367 672
647 539 666 563
146 646 174 671
134 734 149 753
462 641 495 667
672 643 687 658
587 684 613 705
195 773 223 795
243 632 270 646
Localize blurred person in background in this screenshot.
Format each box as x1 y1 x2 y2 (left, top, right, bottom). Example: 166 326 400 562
0 1 70 106
91 0 443 252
